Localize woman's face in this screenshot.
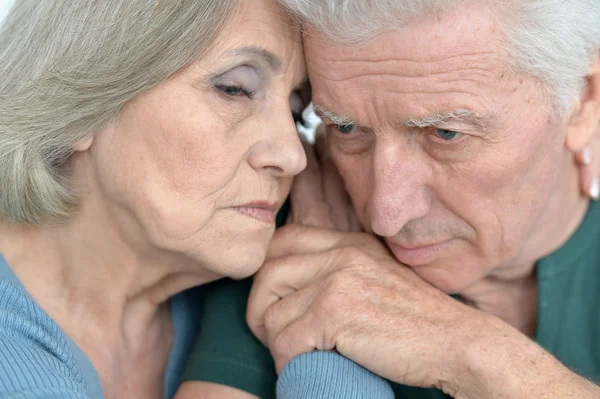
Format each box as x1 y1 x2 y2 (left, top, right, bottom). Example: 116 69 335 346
89 0 308 279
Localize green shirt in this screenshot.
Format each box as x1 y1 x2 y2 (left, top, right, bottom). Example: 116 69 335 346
182 200 600 398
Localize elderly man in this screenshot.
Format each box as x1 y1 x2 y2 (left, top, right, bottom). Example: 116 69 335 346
177 1 600 398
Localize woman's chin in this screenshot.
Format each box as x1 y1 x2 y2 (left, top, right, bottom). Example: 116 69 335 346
207 244 270 280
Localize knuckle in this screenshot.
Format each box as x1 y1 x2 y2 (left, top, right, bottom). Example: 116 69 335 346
253 260 276 286
330 245 368 265
263 303 282 333
297 209 334 229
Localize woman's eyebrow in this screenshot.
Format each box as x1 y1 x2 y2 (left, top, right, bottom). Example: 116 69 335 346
227 46 281 72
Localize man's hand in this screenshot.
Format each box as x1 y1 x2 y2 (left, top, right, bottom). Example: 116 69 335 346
247 224 487 391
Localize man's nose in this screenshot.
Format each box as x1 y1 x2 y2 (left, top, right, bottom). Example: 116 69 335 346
368 138 433 237
248 108 307 178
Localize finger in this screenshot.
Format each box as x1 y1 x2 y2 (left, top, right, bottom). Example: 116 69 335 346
314 128 362 232
262 287 316 351
291 138 325 207
315 127 346 209
247 251 336 343
271 313 336 374
266 224 347 259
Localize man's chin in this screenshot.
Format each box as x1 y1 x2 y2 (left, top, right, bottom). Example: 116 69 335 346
409 262 490 295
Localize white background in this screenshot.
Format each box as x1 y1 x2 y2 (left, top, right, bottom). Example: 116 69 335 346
0 0 14 25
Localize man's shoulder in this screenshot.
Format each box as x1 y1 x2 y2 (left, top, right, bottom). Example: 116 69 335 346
0 277 90 398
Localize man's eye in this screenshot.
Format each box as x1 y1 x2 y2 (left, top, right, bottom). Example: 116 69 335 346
434 129 462 141
216 84 255 99
335 123 359 135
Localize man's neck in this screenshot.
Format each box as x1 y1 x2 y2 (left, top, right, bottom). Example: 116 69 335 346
459 160 589 335
459 273 538 336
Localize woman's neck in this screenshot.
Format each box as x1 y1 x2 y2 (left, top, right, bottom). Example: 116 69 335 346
0 193 210 395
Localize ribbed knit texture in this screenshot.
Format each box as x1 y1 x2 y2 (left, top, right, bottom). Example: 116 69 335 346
0 277 92 398
276 351 395 399
0 254 203 399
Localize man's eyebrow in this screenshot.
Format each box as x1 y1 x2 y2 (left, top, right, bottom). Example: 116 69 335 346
402 109 491 129
313 104 357 126
313 105 494 131
227 46 281 72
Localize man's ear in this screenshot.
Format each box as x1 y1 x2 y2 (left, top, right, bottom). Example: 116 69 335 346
566 55 600 152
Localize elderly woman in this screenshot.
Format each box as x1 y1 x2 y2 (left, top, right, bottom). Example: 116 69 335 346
0 0 308 398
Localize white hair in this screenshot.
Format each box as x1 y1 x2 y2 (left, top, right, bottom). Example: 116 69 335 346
278 0 600 115
0 0 237 224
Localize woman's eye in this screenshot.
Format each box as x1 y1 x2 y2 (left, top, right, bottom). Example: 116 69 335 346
434 128 462 141
335 123 360 135
217 84 255 99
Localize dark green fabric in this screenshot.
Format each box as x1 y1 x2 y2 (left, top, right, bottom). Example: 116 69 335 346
535 200 600 381
182 200 600 398
181 278 278 398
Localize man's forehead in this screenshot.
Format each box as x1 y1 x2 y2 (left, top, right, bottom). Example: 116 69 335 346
303 5 513 132
303 4 505 74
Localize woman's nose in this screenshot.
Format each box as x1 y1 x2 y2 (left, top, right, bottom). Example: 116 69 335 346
248 112 307 177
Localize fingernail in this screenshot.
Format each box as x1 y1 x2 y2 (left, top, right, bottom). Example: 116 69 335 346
590 177 600 200
582 146 592 165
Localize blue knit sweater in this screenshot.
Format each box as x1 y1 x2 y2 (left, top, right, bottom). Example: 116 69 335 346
0 254 201 399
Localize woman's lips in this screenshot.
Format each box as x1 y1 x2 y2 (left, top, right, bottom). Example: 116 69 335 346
386 239 452 266
233 202 278 224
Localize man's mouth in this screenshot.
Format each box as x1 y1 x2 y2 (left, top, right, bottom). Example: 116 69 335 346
386 239 453 266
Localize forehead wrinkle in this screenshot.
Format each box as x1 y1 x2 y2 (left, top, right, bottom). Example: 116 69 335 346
227 46 282 72
310 59 499 88
327 51 498 69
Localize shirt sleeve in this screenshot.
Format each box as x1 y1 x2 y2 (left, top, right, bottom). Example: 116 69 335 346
181 278 278 399
277 351 395 399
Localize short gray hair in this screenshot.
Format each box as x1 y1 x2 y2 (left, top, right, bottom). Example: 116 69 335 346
279 0 600 115
0 0 236 224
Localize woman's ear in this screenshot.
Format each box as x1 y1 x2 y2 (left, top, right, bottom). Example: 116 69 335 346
566 55 600 152
73 136 95 152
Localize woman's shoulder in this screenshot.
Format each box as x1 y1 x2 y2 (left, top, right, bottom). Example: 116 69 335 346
0 276 92 398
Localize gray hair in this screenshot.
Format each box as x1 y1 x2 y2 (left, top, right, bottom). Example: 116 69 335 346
0 0 236 224
278 0 600 115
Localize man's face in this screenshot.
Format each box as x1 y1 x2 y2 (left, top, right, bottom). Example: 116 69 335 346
305 5 578 294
